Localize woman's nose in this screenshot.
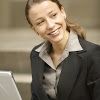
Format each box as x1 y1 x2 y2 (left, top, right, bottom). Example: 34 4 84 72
46 19 55 29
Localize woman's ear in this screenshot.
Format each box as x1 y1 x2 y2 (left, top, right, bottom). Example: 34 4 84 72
61 6 66 19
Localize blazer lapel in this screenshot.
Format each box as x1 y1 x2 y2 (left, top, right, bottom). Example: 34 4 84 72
57 52 85 100
32 55 49 100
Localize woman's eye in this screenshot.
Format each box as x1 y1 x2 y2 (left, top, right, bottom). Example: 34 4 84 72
36 20 44 25
51 13 57 18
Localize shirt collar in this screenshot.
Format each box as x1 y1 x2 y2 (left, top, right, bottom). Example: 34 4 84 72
66 30 83 51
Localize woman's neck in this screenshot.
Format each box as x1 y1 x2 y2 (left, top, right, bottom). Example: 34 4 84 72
52 31 69 55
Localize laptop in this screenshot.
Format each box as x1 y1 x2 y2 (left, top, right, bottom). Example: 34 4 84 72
0 71 22 100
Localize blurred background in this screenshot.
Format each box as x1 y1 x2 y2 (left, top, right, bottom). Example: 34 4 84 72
0 0 100 100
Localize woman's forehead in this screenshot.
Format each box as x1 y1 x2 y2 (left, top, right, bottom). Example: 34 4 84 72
29 1 60 20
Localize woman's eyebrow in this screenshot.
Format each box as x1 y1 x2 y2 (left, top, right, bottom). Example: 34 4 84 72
48 10 54 15
35 10 55 22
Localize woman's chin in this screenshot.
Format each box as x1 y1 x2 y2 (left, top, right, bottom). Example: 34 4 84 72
49 36 64 44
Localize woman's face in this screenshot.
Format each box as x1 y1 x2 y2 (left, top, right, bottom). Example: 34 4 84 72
29 1 67 44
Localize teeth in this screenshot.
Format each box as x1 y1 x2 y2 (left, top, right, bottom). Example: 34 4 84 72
49 29 59 35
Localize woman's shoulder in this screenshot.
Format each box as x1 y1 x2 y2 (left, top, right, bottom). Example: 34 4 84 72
32 42 44 51
79 38 100 53
30 42 44 57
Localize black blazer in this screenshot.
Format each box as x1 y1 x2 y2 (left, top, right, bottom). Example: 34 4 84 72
30 38 100 100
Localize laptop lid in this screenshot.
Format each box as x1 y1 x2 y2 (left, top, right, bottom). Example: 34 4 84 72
0 71 22 100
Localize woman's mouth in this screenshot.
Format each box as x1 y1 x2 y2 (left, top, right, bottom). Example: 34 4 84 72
48 27 61 36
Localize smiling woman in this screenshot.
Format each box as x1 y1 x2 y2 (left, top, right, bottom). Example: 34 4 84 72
25 0 100 100
28 1 67 44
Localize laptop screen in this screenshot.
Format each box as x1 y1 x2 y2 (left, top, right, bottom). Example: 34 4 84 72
0 71 22 100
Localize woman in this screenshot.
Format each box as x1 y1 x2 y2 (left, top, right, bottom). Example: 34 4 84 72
25 0 100 100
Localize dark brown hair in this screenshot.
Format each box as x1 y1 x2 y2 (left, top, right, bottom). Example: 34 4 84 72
25 0 86 39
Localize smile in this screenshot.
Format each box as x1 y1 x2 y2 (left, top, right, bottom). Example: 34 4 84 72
48 27 61 36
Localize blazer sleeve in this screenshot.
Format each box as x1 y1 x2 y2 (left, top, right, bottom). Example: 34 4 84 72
87 45 100 100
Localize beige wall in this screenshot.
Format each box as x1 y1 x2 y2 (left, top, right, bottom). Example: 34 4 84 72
0 0 99 29
61 0 100 28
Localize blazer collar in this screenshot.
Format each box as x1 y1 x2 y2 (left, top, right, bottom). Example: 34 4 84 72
77 37 87 53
